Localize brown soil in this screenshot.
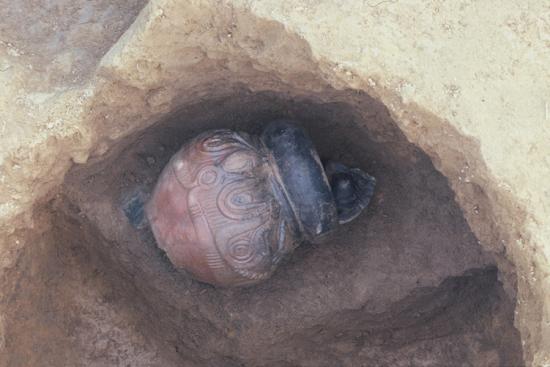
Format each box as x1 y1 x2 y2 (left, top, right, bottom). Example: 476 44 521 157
2 89 523 366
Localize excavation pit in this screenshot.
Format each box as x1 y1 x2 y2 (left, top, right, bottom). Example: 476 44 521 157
6 89 520 366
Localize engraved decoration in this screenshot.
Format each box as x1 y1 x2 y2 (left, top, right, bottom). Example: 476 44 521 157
147 130 294 286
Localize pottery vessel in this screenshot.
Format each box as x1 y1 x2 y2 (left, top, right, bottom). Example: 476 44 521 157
146 120 375 286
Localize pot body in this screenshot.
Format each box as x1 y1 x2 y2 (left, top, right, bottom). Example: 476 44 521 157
146 130 299 286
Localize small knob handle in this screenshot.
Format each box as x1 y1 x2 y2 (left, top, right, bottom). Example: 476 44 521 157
325 161 376 224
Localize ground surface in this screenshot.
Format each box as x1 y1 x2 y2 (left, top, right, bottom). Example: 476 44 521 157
0 1 548 366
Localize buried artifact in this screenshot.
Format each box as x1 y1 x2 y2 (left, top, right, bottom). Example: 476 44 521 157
143 120 376 287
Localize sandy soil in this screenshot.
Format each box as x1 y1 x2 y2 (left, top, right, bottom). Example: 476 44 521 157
0 1 548 366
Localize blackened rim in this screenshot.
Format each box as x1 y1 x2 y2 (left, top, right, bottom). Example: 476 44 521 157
261 119 338 241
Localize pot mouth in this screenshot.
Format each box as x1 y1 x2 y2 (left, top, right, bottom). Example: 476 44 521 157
261 120 339 241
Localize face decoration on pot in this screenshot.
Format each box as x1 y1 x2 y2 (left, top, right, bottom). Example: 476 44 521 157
144 120 376 287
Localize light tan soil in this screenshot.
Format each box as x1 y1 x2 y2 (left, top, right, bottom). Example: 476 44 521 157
1 1 548 366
